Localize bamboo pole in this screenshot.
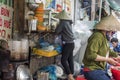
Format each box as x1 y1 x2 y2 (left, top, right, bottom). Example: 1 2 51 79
91 0 96 21
98 0 103 21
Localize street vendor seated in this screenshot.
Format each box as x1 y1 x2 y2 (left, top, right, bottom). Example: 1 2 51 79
82 14 120 80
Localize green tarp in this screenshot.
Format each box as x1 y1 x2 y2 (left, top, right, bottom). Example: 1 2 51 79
107 0 120 11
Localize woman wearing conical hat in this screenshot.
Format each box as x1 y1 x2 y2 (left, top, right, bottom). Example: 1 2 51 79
82 14 120 80
54 10 75 80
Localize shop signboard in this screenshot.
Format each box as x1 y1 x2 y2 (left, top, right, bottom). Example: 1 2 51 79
63 0 71 14
45 0 56 9
45 0 72 13
0 2 13 40
55 0 63 12
56 0 71 13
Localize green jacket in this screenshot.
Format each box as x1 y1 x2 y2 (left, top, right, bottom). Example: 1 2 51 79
83 31 117 70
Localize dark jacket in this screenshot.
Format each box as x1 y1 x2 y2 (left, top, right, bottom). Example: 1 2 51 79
55 20 74 43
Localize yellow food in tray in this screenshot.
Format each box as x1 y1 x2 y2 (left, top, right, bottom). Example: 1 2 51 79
33 48 58 57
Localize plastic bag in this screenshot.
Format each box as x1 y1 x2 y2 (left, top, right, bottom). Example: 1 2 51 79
54 35 62 46
40 65 57 80
55 65 63 77
54 44 62 53
73 39 81 56
74 61 81 76
73 21 94 64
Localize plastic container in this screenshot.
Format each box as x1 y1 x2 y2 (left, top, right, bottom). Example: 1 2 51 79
28 19 38 31
37 72 49 80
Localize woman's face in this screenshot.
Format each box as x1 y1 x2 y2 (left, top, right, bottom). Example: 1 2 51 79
106 31 114 36
106 31 115 41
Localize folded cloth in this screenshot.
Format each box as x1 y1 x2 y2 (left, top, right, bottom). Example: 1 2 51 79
83 68 91 72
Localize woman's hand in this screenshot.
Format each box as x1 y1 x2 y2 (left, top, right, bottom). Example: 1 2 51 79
106 58 119 66
114 56 120 63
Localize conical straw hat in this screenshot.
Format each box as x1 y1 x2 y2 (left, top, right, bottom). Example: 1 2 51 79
95 14 120 31
54 10 72 20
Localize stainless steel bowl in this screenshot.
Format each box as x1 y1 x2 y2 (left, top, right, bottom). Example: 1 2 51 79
28 3 39 11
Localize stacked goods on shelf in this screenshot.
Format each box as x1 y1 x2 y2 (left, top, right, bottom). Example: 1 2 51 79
35 3 46 31
28 16 38 31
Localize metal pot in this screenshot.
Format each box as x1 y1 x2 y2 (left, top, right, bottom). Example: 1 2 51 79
16 65 33 80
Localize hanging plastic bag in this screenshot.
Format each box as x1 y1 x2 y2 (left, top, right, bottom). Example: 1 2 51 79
54 35 62 46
